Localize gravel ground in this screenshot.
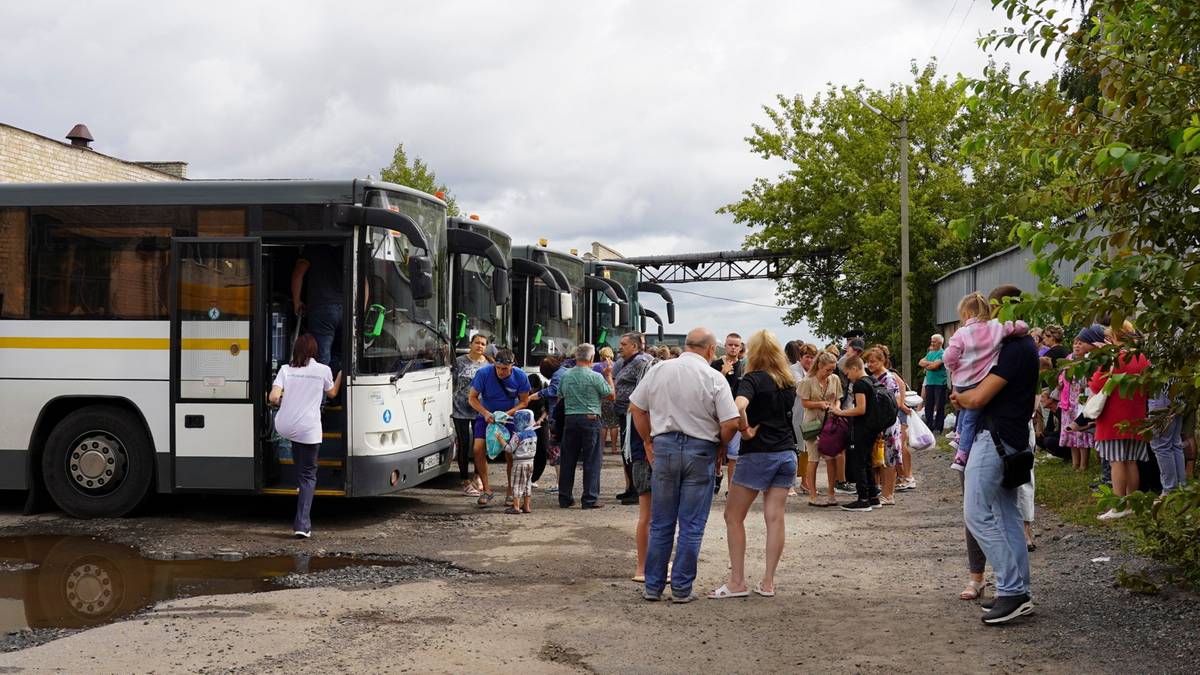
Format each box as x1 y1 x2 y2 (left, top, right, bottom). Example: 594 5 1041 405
0 449 1196 673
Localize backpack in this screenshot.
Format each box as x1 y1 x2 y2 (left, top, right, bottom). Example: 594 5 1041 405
861 374 899 435
817 414 849 456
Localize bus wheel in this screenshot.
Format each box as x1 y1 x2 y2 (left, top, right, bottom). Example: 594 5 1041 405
42 406 154 519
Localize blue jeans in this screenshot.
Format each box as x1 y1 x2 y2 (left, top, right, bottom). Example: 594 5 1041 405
1150 415 1186 494
644 432 718 599
560 416 602 507
292 442 320 533
306 303 343 374
964 431 1030 597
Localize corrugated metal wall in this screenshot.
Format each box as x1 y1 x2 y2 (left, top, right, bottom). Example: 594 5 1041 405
933 245 1081 329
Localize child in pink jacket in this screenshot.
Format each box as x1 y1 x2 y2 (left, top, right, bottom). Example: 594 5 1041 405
945 292 1029 471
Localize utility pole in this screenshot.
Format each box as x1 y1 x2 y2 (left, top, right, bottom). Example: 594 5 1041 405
856 92 913 385
899 117 911 386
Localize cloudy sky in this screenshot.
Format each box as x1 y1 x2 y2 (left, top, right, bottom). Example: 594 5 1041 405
1 0 1055 345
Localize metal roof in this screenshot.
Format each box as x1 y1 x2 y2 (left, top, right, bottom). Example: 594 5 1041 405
0 178 443 207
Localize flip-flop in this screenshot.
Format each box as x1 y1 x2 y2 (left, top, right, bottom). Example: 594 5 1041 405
504 506 521 515
753 583 775 597
706 584 749 599
477 492 494 507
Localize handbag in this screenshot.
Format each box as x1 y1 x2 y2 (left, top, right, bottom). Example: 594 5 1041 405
800 414 824 441
987 425 1033 489
1081 390 1108 420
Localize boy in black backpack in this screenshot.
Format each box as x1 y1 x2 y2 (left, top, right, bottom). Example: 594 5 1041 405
833 355 881 511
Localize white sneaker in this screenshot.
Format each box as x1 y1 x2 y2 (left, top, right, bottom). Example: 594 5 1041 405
293 530 312 539
1096 509 1119 521
1109 509 1132 520
950 461 965 473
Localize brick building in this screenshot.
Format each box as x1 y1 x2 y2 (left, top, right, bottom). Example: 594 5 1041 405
0 122 186 183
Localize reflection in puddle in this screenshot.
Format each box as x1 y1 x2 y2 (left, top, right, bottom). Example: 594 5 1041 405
0 536 410 632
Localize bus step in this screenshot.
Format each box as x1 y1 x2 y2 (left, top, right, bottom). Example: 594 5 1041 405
272 463 345 490
276 458 344 468
262 487 346 497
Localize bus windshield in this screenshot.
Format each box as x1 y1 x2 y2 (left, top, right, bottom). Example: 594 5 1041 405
454 235 510 354
593 266 638 348
358 191 448 374
530 254 583 359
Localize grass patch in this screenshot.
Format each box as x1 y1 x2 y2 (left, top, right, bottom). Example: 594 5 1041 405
933 439 1106 527
1032 454 1106 527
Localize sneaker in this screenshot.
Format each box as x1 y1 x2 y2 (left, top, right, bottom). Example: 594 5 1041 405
835 482 856 495
840 500 873 512
868 497 882 510
904 477 917 490
1097 508 1132 521
895 483 911 492
948 440 959 450
950 461 965 472
293 531 311 539
981 594 1034 625
545 486 559 495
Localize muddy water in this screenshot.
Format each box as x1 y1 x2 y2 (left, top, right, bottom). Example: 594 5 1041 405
0 535 418 632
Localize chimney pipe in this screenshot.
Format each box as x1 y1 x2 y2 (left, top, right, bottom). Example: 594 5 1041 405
66 124 94 149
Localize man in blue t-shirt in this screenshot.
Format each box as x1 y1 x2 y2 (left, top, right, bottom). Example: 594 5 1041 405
468 348 531 507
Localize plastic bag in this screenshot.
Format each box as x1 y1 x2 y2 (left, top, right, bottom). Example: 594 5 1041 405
943 412 957 433
906 413 936 450
485 411 512 460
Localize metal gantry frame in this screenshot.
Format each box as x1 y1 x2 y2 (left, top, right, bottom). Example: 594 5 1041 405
618 248 828 284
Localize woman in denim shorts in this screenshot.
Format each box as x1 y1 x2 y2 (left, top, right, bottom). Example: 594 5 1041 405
707 329 798 600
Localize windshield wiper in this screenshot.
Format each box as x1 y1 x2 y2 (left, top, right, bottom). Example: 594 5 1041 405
390 357 430 383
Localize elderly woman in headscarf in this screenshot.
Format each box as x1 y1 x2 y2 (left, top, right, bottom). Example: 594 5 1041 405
1060 324 1104 472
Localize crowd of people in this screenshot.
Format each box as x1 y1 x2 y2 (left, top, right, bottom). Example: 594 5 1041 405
438 282 1194 626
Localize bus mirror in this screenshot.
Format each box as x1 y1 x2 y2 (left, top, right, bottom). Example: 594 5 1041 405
492 268 509 305
612 304 621 327
365 304 386 339
408 255 434 300
559 292 574 322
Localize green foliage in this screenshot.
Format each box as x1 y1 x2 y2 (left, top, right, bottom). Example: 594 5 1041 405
1101 481 1200 591
962 0 1200 410
721 62 1060 372
380 143 459 216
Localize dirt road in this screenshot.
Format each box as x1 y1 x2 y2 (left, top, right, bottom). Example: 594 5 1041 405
0 449 1196 673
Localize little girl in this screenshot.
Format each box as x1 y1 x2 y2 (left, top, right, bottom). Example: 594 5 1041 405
944 292 1028 471
502 410 539 514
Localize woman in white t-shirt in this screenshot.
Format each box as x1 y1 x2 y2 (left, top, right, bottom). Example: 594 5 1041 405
269 334 342 538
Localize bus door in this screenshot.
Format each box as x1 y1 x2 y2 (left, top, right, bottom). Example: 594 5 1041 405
169 238 261 491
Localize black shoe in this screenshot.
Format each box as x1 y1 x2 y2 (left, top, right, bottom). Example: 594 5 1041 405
834 482 856 495
981 594 1033 624
616 489 634 500
868 498 882 510
840 500 873 512
713 475 724 495
619 494 640 505
559 501 576 509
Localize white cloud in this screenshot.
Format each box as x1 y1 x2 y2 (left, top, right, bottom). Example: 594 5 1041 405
0 0 1057 343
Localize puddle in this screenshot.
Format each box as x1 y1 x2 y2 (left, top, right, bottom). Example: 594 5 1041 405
0 535 465 635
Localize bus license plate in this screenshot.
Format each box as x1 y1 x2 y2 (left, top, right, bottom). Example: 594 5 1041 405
419 452 440 472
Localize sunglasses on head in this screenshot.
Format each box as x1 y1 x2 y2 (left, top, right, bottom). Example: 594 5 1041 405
494 359 514 366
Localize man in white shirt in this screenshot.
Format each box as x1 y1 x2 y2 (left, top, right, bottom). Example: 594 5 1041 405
629 327 739 603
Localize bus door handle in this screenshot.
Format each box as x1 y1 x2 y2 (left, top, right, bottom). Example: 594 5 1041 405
184 415 206 429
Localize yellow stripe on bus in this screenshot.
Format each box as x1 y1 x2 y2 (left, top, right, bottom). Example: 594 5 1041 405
0 337 248 351
261 487 346 497
0 337 170 350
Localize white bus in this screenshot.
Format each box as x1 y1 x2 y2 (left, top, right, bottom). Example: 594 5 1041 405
0 179 455 518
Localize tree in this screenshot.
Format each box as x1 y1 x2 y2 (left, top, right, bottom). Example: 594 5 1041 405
380 143 459 216
721 62 1059 370
961 0 1200 405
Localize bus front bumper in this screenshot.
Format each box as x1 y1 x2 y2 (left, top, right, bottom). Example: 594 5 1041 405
348 438 453 497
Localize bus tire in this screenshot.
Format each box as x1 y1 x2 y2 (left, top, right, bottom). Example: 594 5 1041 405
41 405 154 519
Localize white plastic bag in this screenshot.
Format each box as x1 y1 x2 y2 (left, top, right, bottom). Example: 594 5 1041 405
907 413 936 450
943 412 957 433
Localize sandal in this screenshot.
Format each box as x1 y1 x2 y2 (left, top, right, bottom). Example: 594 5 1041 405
753 583 775 597
464 485 482 497
632 574 645 583
706 584 749 599
504 506 521 515
504 495 515 507
477 491 494 507
959 579 988 600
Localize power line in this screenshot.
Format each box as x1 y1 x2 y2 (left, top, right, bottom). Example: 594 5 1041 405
666 287 801 312
929 0 961 57
941 0 978 63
